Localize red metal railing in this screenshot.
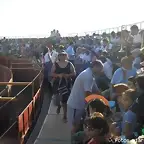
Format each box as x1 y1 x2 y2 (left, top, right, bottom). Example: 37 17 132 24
0 59 43 144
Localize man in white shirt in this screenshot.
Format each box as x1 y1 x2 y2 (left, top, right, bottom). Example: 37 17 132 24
67 60 103 132
130 25 142 44
101 38 112 52
51 49 58 63
81 51 91 63
110 31 117 44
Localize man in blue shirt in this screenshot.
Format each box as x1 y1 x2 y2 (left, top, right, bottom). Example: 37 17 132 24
66 42 75 63
111 56 137 85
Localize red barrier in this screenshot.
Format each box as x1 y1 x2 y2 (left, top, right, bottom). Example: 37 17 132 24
18 88 41 143
33 89 40 102
18 101 33 144
33 89 41 119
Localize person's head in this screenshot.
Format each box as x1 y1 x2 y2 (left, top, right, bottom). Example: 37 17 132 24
90 60 104 75
111 31 116 38
103 38 109 46
121 89 137 110
88 99 106 115
117 32 121 38
131 25 139 36
102 32 107 38
47 43 53 51
58 51 68 61
84 112 109 138
121 56 133 70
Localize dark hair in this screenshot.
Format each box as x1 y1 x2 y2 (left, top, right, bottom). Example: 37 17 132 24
131 25 138 30
90 60 103 68
103 38 108 43
102 32 107 36
88 99 106 114
99 55 107 63
111 31 115 35
117 32 121 37
85 113 109 136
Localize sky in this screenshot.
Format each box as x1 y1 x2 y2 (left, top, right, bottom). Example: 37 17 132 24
0 0 144 38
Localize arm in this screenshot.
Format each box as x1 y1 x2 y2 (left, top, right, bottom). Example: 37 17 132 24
83 77 97 97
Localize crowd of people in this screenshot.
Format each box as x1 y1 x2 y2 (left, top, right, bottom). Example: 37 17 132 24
42 25 144 144
1 24 144 143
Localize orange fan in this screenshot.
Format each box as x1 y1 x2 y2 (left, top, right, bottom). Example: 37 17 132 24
85 94 109 106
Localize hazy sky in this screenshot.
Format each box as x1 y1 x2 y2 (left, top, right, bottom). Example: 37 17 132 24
0 0 143 38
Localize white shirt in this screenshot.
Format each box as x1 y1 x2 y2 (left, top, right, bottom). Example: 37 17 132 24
93 47 101 53
110 37 117 44
51 50 58 63
101 44 112 52
82 53 91 62
44 52 51 63
133 34 142 43
67 68 99 110
79 53 84 59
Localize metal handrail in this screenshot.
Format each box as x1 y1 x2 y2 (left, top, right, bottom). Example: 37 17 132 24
11 68 40 70
0 69 42 110
0 82 31 86
11 63 33 65
68 20 144 36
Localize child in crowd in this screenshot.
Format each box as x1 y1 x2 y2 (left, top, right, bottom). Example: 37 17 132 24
71 98 113 144
72 112 122 144
111 89 137 139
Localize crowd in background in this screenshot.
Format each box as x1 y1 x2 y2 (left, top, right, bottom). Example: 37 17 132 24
1 24 144 143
